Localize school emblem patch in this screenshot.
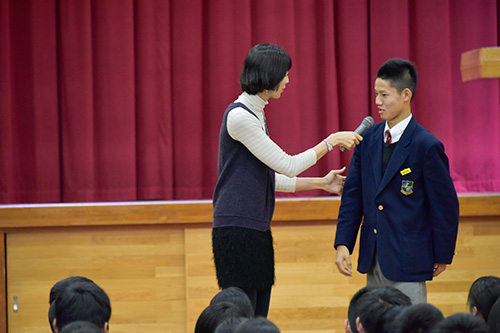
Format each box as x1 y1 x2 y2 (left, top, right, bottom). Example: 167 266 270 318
401 180 414 195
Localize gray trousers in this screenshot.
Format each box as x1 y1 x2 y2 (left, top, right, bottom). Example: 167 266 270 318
366 255 427 304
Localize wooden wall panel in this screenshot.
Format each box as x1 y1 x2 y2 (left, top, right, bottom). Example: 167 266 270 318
1 196 499 333
184 219 500 333
6 226 186 333
270 223 362 333
0 230 5 333
184 228 219 332
428 219 500 315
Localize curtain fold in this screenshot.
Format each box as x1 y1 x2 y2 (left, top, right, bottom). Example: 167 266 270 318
58 0 95 201
134 0 174 200
0 0 499 203
1 0 60 203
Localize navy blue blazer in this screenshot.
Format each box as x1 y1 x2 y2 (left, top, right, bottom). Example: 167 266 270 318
334 117 459 282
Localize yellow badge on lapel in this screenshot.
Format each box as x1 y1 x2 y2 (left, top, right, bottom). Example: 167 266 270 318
400 168 412 176
401 180 414 195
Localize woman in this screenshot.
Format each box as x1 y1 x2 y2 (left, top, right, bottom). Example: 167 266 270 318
212 43 362 318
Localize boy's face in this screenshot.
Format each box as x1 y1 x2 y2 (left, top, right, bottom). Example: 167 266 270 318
374 78 411 128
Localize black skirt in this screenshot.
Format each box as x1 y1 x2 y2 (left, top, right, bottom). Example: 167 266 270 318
212 226 275 290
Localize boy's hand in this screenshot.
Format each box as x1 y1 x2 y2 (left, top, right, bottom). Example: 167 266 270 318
335 245 353 276
433 263 447 277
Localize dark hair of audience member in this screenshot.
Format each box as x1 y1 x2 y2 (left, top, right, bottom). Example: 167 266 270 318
59 320 103 333
210 287 254 318
348 286 374 333
235 317 280 333
431 313 489 333
380 305 407 332
392 303 444 333
54 281 111 332
467 275 500 321
214 317 248 333
488 297 500 333
49 276 95 333
356 286 412 333
195 301 249 333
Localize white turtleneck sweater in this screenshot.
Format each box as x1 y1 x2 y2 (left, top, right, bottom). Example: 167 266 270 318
227 92 317 192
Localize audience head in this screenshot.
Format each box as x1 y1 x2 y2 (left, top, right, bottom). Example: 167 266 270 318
49 276 96 333
210 287 254 318
467 275 500 321
59 321 103 333
195 301 248 333
380 305 406 332
356 286 412 333
488 297 500 333
214 317 248 333
347 286 374 333
235 317 280 333
392 303 444 333
53 280 111 333
431 313 489 333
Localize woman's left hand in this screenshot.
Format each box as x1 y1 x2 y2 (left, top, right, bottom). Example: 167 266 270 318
323 167 347 195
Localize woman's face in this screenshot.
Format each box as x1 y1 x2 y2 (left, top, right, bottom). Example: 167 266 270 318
267 72 289 100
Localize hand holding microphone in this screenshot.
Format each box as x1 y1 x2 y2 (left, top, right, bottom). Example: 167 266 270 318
338 116 374 152
324 131 363 152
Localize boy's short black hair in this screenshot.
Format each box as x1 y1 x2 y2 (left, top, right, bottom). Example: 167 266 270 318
54 281 111 331
240 43 292 95
467 275 500 321
49 276 95 304
357 286 412 333
49 276 95 333
432 313 489 333
195 301 248 333
210 287 254 318
487 297 500 333
59 320 103 333
235 317 281 333
392 303 444 333
348 286 374 333
376 58 417 100
215 317 248 333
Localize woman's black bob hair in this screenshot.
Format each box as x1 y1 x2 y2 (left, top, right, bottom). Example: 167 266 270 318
239 43 292 95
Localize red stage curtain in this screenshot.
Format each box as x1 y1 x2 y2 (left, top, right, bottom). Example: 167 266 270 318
1 0 499 203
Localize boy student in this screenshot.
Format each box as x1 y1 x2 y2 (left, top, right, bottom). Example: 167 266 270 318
334 58 459 304
53 280 111 333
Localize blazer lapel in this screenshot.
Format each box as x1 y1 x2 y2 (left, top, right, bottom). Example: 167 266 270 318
376 118 417 195
368 125 385 189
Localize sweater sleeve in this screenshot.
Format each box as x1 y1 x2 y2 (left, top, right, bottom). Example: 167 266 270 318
275 173 296 192
227 107 317 177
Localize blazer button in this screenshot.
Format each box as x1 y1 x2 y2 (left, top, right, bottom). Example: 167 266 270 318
374 229 377 234
378 205 384 210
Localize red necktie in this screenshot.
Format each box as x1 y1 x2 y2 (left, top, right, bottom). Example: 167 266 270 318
385 130 392 144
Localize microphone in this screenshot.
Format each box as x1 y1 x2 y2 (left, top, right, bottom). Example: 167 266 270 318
340 116 374 151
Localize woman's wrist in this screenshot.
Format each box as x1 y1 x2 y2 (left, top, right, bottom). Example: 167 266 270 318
323 139 333 152
326 133 339 147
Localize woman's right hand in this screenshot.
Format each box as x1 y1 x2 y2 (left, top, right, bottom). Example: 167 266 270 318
327 131 363 151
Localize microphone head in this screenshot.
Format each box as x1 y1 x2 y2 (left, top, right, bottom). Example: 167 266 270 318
354 116 375 135
339 116 375 152
363 116 374 127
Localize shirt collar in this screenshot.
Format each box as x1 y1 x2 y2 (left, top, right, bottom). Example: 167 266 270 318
236 92 268 114
384 114 412 143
